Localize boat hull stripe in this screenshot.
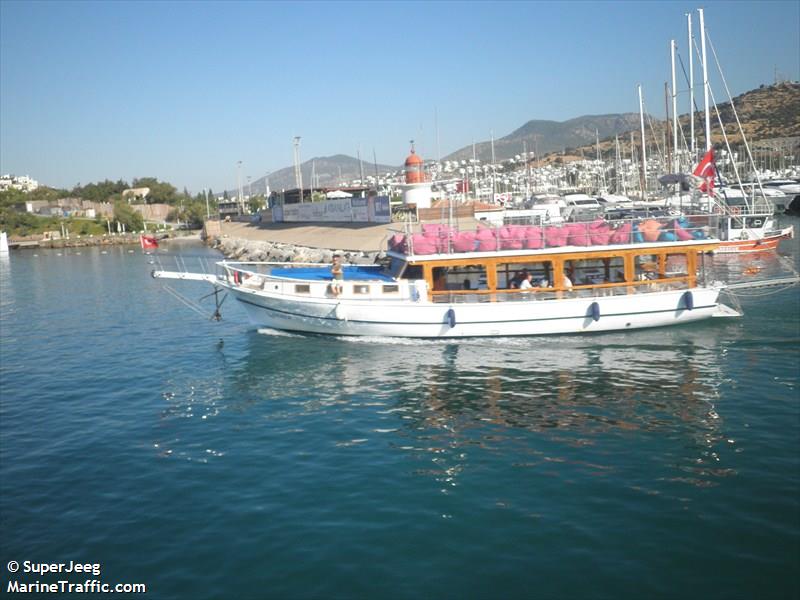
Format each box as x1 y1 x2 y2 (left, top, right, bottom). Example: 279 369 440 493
235 296 716 326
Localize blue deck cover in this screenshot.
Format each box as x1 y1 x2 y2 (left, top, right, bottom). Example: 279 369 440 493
270 266 395 282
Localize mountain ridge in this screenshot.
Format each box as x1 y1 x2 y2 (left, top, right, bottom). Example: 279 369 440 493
230 82 799 196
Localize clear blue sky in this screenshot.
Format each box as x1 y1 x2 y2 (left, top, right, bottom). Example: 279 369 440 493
1 0 798 193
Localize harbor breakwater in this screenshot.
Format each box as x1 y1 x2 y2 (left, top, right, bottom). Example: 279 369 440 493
7 231 197 250
210 236 383 265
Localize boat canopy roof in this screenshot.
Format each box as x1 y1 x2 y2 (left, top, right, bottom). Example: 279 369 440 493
270 266 395 282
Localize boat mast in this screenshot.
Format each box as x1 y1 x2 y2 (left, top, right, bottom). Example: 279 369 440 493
638 84 648 198
615 134 626 195
699 8 711 152
671 39 679 173
687 12 696 161
490 130 496 201
523 139 530 199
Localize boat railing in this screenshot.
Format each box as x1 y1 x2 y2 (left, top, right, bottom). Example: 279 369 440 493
388 215 720 257
429 275 694 303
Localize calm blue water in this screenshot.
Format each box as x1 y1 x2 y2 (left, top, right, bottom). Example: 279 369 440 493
1 221 799 599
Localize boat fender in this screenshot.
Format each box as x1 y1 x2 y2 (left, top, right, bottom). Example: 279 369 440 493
446 308 456 328
589 301 600 322
682 291 694 311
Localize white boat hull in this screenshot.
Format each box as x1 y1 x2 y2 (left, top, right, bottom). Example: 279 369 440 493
230 284 726 338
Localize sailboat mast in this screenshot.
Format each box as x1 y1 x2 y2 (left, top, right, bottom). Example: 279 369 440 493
699 8 711 152
490 130 496 201
687 13 695 161
638 84 648 197
671 39 679 173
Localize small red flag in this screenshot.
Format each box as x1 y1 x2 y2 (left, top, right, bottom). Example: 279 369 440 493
693 149 716 193
140 235 159 250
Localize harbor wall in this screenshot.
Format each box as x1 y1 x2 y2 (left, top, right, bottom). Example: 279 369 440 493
210 236 381 265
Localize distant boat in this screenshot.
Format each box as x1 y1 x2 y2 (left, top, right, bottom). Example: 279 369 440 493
0 231 9 255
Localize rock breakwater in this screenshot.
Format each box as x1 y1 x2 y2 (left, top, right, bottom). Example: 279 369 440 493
211 236 383 265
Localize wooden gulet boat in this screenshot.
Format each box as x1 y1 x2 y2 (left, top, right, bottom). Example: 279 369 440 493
153 218 743 338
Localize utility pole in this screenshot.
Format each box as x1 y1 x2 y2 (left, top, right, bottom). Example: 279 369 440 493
237 160 243 215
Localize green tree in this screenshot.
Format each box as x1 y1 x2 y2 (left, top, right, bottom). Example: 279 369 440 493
131 177 178 204
73 179 129 203
113 200 144 231
248 195 265 213
0 188 27 209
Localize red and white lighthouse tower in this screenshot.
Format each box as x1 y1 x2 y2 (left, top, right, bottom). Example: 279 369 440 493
400 141 433 208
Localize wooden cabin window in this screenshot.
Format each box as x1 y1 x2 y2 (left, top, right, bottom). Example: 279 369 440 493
498 261 553 289
294 284 311 294
402 265 423 280
382 285 399 294
432 264 487 291
565 257 625 287
353 285 370 294
665 254 689 278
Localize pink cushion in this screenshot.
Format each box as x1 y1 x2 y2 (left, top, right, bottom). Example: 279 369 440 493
509 225 527 240
411 234 437 254
452 232 476 252
389 233 406 252
610 223 632 244
590 223 611 245
639 219 661 243
476 227 495 241
525 227 543 249
477 237 498 251
568 223 591 246
501 239 524 250
674 223 693 241
545 226 567 247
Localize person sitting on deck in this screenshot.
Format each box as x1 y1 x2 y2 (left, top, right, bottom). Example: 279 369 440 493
509 270 529 289
330 254 344 296
519 272 534 290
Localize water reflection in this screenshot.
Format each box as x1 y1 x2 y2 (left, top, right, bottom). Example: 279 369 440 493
147 325 740 495
369 334 730 491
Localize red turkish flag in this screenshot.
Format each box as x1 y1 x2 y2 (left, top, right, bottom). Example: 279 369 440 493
140 235 159 250
693 149 716 193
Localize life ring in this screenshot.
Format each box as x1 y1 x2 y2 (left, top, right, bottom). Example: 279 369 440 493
730 206 741 216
